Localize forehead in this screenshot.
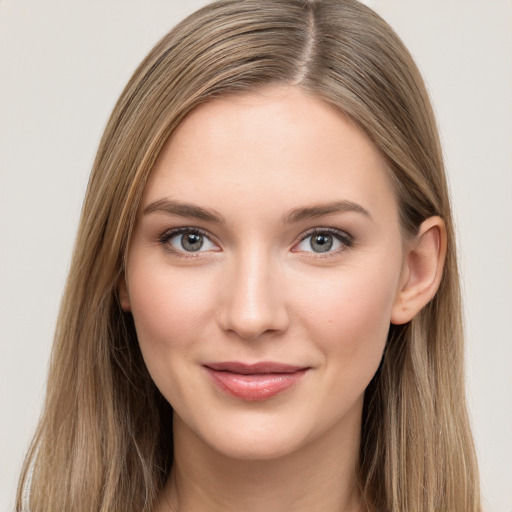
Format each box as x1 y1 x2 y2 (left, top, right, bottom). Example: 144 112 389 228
143 86 398 224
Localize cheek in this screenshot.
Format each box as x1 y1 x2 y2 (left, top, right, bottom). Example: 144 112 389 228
126 263 223 411
126 261 217 367
294 259 401 375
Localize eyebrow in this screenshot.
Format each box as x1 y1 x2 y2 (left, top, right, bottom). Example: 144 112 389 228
143 198 371 224
282 200 372 224
143 199 225 223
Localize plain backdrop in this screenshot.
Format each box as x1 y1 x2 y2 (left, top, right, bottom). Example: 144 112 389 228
1 1 511 511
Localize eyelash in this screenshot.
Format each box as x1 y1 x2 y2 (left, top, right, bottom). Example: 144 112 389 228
294 227 354 257
158 226 354 258
158 227 218 259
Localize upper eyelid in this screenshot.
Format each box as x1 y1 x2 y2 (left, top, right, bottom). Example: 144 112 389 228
297 226 353 241
161 226 214 239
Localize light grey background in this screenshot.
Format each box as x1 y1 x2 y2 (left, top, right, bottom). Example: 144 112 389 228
1 1 510 511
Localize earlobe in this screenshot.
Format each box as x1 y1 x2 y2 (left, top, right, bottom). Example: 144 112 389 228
391 216 447 325
118 276 131 312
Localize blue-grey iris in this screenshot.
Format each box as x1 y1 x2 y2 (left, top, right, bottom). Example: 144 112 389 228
182 232 204 251
311 234 333 252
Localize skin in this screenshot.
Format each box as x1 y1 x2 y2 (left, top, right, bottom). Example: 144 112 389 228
120 86 446 512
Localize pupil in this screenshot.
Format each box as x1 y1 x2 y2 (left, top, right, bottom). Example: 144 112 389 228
182 232 203 251
311 234 333 252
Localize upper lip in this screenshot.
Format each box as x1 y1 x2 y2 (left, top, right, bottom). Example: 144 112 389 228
204 361 308 374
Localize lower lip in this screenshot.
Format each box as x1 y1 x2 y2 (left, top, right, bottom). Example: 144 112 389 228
205 368 308 401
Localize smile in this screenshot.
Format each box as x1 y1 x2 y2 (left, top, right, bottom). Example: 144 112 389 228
203 362 309 401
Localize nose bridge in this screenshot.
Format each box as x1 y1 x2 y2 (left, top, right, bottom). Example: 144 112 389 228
219 245 288 340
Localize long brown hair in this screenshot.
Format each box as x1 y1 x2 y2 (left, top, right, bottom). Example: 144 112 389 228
18 1 480 510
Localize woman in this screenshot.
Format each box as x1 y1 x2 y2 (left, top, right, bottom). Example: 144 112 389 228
17 0 481 511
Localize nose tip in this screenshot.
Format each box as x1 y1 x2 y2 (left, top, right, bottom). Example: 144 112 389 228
226 315 280 341
217 261 289 340
220 289 289 341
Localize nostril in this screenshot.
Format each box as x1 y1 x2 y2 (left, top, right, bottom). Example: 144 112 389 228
218 299 290 340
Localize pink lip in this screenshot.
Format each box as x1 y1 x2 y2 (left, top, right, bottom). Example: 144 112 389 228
203 361 309 401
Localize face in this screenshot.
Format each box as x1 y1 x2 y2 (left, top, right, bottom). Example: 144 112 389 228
122 87 407 460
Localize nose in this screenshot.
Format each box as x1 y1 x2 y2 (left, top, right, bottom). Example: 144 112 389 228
217 251 290 340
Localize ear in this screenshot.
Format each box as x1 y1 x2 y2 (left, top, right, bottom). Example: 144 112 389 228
391 216 447 325
118 275 131 312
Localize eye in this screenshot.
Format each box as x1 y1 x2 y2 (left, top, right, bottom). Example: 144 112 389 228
294 229 353 254
161 228 218 254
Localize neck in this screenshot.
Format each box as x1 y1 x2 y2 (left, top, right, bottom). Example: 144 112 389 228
157 410 364 512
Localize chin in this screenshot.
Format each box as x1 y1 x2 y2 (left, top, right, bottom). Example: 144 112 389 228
175 409 315 461
207 432 306 461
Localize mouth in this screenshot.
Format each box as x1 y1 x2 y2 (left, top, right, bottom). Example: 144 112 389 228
203 361 309 401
